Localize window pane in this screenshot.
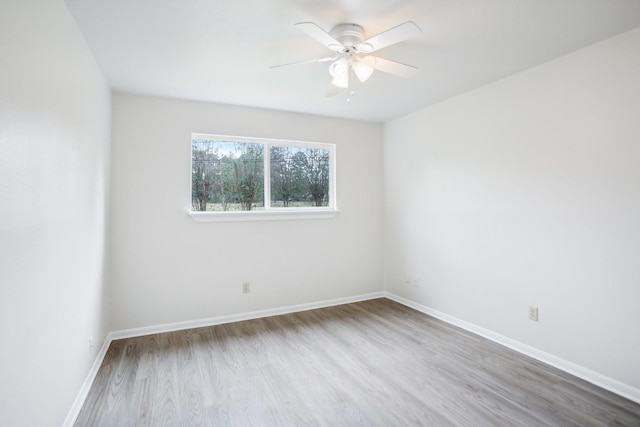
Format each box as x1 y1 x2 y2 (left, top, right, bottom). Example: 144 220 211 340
270 146 330 208
192 139 264 211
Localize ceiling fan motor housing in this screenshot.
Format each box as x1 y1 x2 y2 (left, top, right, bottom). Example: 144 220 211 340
329 23 366 49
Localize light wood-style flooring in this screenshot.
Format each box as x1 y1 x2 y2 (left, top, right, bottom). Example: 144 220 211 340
75 298 640 426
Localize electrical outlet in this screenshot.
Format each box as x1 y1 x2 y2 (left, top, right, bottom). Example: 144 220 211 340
242 282 250 293
528 306 539 321
405 274 419 287
89 336 95 354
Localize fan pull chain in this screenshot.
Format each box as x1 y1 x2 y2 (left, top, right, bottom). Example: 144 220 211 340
346 90 355 103
346 69 355 103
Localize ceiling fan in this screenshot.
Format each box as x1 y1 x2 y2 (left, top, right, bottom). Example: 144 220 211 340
272 21 422 98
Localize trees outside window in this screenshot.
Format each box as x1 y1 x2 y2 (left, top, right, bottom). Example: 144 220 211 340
192 140 264 211
191 135 334 212
269 146 329 208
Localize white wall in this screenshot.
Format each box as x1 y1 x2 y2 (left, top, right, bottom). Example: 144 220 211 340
0 1 111 426
384 27 640 391
110 93 383 331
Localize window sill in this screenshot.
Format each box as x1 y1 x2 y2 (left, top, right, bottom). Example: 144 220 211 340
189 209 340 223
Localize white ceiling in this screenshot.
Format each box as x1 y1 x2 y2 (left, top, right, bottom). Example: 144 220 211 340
65 0 640 123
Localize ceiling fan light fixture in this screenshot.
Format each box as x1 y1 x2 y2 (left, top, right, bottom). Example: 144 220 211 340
281 20 422 96
331 72 349 89
329 58 349 78
353 57 376 82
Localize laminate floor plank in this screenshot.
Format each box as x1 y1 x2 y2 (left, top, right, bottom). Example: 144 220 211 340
74 298 640 426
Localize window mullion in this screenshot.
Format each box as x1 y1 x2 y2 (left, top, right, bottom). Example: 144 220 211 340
263 142 271 210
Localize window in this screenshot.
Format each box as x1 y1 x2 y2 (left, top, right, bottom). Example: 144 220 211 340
190 134 337 221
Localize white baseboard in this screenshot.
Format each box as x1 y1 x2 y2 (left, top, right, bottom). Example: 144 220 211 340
64 289 639 426
110 291 386 340
62 336 112 427
384 291 640 405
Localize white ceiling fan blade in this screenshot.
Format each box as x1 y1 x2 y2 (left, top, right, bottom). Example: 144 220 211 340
270 56 336 69
357 21 421 53
295 22 344 51
370 57 418 78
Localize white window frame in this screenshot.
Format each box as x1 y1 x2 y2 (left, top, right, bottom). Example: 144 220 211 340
189 133 339 222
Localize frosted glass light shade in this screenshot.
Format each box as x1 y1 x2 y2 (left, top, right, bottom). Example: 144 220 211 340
329 57 350 88
329 58 349 78
353 57 376 82
331 72 349 88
